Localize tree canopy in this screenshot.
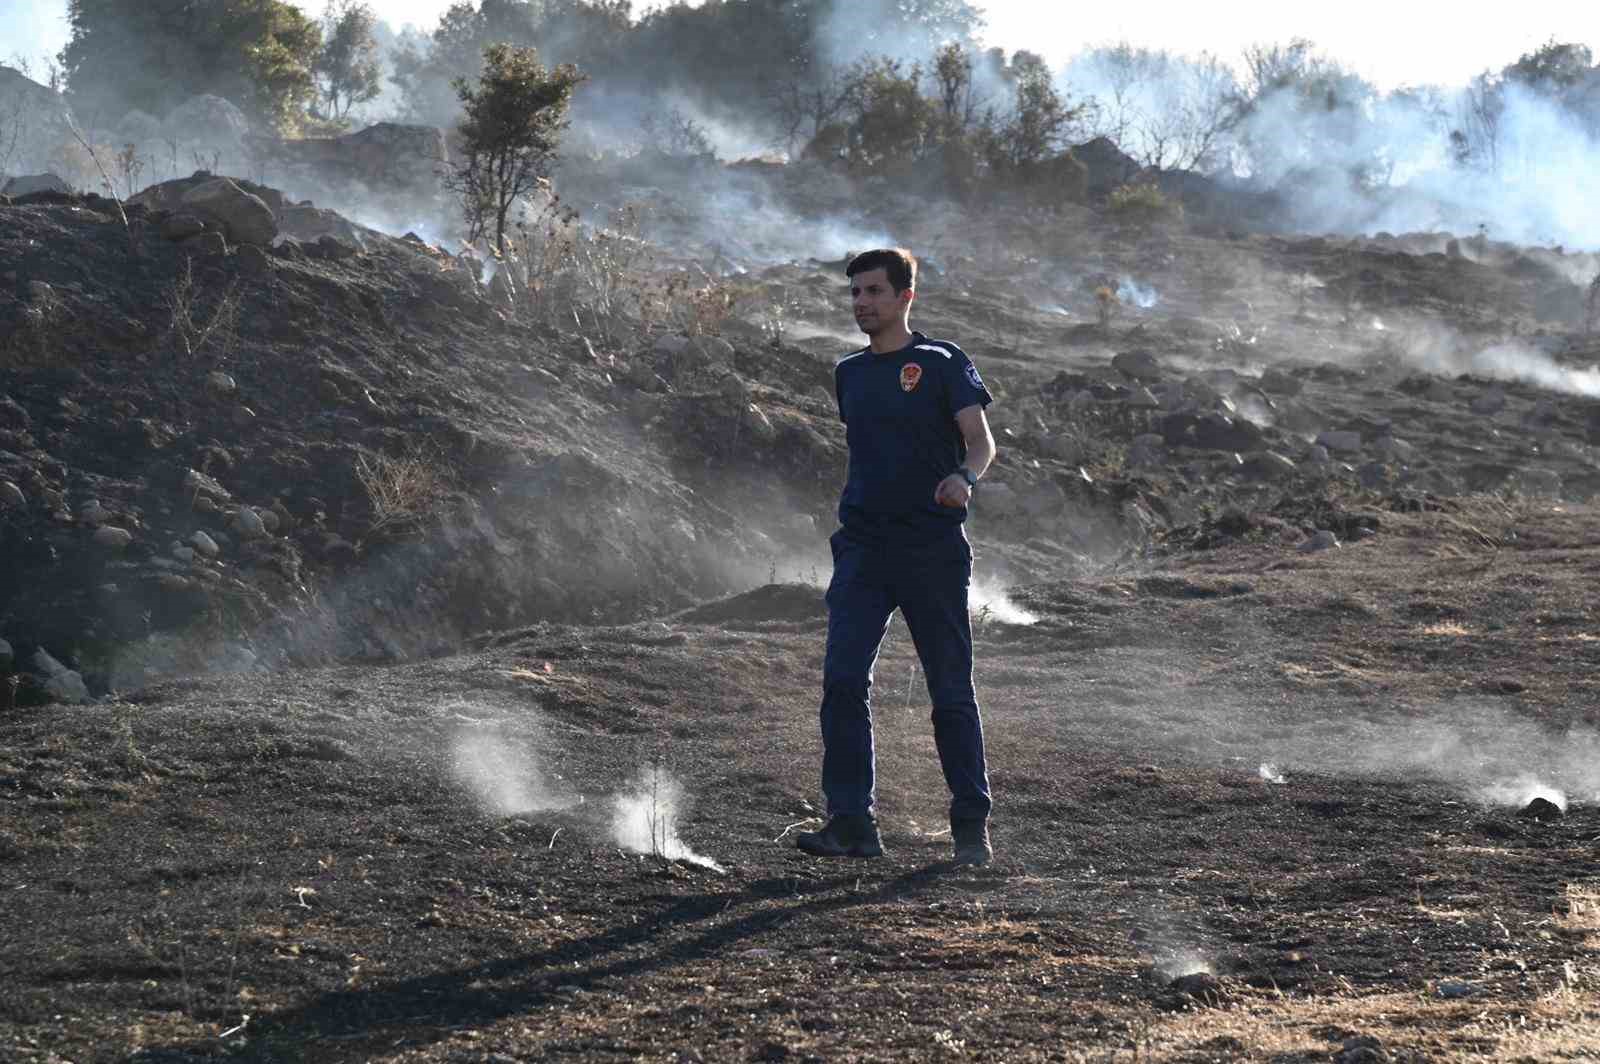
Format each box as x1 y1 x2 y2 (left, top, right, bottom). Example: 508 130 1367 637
61 0 322 132
447 42 586 253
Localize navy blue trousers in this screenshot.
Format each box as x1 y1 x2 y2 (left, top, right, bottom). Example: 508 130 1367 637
819 528 992 824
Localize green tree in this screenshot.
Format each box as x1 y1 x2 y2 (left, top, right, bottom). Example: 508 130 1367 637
60 0 322 132
315 0 383 121
447 42 585 253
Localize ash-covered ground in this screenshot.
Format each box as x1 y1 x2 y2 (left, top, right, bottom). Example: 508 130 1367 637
3 153 1600 1061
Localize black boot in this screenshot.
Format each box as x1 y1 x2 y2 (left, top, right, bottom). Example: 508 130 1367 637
796 814 884 858
951 818 992 866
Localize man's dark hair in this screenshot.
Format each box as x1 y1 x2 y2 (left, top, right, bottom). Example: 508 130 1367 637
846 248 917 293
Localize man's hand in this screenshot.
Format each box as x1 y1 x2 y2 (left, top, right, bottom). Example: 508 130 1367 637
934 473 972 508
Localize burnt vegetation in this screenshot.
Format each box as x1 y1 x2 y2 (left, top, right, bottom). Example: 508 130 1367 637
3 3 1600 1062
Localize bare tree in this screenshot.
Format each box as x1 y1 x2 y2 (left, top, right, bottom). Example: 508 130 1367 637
765 60 859 157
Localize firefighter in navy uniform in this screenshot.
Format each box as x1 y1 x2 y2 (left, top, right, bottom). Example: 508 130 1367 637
796 248 998 866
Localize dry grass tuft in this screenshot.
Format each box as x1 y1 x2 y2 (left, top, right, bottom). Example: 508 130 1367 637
353 449 448 542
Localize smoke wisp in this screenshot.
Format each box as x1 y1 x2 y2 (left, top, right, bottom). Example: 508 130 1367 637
610 764 725 872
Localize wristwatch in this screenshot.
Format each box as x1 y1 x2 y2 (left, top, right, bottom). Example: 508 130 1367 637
957 466 979 488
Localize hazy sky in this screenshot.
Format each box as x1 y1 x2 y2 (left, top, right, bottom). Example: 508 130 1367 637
2 0 1597 91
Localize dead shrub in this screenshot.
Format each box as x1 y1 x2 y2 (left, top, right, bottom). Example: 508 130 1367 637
1107 182 1183 224
353 449 447 542
163 256 242 360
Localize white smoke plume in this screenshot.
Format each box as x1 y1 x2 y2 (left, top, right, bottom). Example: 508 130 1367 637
450 720 578 817
610 765 725 872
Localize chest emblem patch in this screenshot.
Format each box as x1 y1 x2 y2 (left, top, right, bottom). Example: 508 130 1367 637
900 363 923 392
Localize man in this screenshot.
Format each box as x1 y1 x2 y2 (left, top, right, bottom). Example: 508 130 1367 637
795 248 997 866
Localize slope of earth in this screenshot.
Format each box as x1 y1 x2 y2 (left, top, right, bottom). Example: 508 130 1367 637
3 501 1598 1062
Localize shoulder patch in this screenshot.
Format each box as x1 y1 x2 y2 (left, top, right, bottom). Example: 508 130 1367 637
913 343 955 359
965 362 985 390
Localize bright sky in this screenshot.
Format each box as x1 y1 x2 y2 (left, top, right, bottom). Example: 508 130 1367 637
2 0 1597 91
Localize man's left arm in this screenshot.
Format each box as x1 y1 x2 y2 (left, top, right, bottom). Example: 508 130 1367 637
934 404 996 508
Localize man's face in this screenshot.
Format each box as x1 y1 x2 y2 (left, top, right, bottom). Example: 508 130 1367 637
850 267 911 336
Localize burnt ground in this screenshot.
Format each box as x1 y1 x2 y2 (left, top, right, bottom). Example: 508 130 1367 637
3 500 1600 1062
5 165 1600 1060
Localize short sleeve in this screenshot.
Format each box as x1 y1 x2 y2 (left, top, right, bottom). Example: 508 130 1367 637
944 347 993 415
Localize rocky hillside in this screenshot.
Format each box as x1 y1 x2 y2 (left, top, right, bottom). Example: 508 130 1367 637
3 162 1599 704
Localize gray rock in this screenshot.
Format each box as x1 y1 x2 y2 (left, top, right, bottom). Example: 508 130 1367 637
1315 430 1362 453
1112 349 1163 382
79 501 111 526
2 173 72 196
191 530 220 556
33 648 89 703
231 507 266 539
206 371 237 396
93 526 132 549
183 469 230 501
317 234 357 260
179 177 277 246
0 637 11 663
0 481 24 507
172 545 197 564
159 213 207 241
258 508 280 533
1298 530 1340 553
1435 979 1482 999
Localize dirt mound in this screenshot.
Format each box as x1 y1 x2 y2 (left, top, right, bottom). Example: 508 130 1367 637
676 582 826 627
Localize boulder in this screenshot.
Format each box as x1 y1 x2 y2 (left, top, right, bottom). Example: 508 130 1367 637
163 94 250 149
179 177 277 246
159 213 207 241
2 173 72 196
191 530 220 557
1112 349 1163 382
0 481 24 507
232 508 266 539
33 648 89 704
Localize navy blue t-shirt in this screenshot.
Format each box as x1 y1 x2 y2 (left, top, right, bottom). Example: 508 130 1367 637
834 331 993 544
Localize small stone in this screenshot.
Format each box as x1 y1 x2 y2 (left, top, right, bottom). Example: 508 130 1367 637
232 508 266 539
258 508 280 533
172 545 197 563
1299 530 1340 553
1169 971 1224 1001
79 501 111 526
1435 979 1482 999
207 371 238 396
232 405 256 427
93 526 132 549
0 481 24 507
191 530 220 556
